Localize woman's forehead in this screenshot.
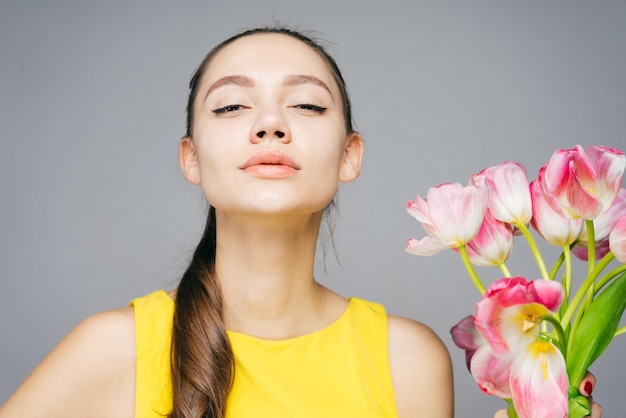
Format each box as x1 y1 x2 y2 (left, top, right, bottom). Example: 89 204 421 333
200 33 336 88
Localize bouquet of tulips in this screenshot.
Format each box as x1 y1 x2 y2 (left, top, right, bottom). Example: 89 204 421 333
405 145 626 418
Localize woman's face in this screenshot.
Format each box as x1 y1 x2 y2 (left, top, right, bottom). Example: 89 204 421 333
180 33 362 217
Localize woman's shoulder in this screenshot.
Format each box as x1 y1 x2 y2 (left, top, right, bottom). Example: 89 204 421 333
387 315 451 372
0 306 136 418
77 306 137 356
387 315 454 418
387 315 447 349
63 306 137 370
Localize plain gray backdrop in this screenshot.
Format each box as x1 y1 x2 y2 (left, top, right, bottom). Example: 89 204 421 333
1 1 625 416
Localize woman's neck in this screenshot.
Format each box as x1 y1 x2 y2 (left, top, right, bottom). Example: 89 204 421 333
213 211 346 340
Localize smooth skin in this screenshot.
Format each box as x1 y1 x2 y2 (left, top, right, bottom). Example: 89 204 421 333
0 33 453 418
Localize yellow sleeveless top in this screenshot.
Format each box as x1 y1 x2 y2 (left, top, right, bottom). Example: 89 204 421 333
130 290 399 418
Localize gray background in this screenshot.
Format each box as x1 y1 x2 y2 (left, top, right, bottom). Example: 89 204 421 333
1 1 625 416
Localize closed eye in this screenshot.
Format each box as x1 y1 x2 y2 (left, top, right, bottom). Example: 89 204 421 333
294 104 327 113
212 104 246 114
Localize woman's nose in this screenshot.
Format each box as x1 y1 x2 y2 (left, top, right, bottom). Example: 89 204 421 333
256 130 285 139
250 106 291 144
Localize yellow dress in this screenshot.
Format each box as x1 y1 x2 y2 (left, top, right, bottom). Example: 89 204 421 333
130 290 399 418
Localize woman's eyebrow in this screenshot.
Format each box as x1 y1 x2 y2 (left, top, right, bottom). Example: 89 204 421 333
283 75 334 100
204 74 334 100
205 75 254 99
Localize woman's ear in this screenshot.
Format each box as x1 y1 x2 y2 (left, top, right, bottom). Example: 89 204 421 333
339 132 363 183
180 137 201 185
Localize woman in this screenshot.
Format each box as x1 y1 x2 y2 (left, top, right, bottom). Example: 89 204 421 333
0 27 599 418
0 27 452 418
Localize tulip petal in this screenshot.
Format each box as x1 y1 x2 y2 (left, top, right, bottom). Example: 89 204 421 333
510 341 568 418
427 183 489 244
470 345 512 398
572 239 611 262
565 164 606 219
451 315 485 370
405 237 455 256
465 210 514 266
502 279 565 311
451 315 482 351
578 188 626 243
609 216 626 262
406 195 431 224
585 145 626 209
530 176 584 246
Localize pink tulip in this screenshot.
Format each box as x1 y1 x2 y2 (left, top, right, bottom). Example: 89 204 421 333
406 183 489 256
474 278 565 356
470 161 533 225
453 278 568 411
573 188 626 261
464 210 514 266
609 216 626 262
530 174 584 246
509 341 568 418
540 145 625 220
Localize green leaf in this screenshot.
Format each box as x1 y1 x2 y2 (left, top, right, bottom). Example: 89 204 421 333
566 271 626 390
568 395 591 418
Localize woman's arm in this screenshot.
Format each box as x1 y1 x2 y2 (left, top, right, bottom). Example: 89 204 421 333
0 308 136 418
388 315 454 418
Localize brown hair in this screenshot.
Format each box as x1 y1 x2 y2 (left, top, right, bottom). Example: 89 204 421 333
170 26 355 418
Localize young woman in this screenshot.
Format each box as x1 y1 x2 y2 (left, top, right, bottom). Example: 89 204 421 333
0 27 452 418
0 27 599 418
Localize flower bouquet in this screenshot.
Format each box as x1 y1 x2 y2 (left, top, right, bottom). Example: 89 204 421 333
405 145 626 418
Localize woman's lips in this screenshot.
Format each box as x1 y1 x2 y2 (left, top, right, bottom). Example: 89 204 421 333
240 149 300 177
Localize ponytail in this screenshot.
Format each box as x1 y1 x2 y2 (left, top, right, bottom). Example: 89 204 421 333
170 207 234 418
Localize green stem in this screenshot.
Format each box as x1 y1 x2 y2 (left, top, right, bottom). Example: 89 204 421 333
586 220 597 273
556 245 573 322
560 253 615 327
615 326 626 338
583 220 597 313
563 245 573 302
516 222 550 280
595 261 625 291
541 315 568 358
499 262 512 277
568 305 585 357
549 251 565 281
458 245 486 294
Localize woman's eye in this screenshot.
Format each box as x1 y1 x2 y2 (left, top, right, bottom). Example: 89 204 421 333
212 104 245 114
295 104 327 113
